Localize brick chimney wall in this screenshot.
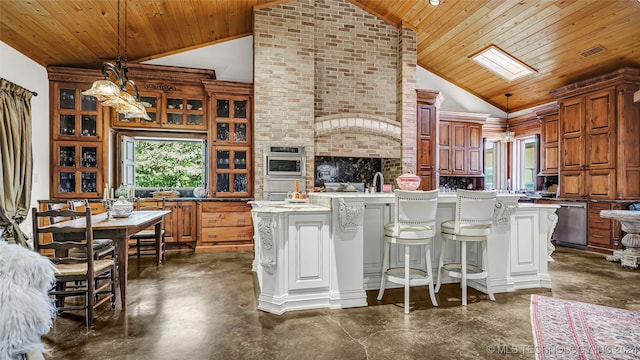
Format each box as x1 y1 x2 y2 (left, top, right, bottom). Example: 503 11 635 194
254 0 417 198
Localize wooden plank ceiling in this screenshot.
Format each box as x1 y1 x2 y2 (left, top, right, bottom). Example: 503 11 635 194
1 0 639 112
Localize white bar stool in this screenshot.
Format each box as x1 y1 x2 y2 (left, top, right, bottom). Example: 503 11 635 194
377 189 439 314
435 189 497 306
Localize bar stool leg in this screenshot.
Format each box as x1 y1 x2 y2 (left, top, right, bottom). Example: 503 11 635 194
425 245 438 307
435 237 446 293
482 241 495 301
404 244 410 314
376 240 390 301
461 241 467 306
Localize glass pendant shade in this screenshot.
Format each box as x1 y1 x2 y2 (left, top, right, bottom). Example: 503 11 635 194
500 130 515 143
82 80 121 101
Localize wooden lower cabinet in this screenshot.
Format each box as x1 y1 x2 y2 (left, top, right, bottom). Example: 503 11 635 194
196 201 253 253
164 201 197 245
587 201 623 254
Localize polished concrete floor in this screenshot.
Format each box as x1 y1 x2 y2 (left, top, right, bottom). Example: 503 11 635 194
42 246 640 360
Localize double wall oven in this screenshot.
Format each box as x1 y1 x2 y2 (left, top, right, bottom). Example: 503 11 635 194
263 146 306 200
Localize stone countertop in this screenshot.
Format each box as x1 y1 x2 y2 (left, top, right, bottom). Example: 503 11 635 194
38 197 254 203
249 200 331 213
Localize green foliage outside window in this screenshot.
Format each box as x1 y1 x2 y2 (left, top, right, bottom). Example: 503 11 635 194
135 140 204 188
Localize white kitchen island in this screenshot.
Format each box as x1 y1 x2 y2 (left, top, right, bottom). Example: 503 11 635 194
250 192 559 315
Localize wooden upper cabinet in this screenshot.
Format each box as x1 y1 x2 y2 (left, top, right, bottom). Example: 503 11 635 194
467 124 482 175
438 120 482 176
559 97 585 171
585 89 615 169
52 82 103 142
417 104 435 172
112 92 162 128
204 81 254 198
552 67 640 200
47 69 108 199
416 90 441 191
537 104 559 176
110 64 215 132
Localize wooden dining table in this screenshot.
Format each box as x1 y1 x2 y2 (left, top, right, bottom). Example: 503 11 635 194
46 210 170 308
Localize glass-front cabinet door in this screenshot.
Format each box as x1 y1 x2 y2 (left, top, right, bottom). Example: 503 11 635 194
53 83 102 141
53 141 103 198
112 93 161 128
214 97 250 144
208 92 252 198
212 147 250 197
163 95 206 130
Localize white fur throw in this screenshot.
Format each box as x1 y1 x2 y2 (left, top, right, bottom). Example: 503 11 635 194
0 241 56 360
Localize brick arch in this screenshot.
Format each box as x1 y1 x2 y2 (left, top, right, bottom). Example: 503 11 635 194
314 114 402 141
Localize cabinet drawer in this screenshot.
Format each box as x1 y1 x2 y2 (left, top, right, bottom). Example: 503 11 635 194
587 212 610 230
200 202 250 212
588 228 611 246
588 202 611 213
201 226 253 243
201 212 252 227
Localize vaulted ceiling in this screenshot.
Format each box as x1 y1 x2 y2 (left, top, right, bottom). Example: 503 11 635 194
2 0 639 112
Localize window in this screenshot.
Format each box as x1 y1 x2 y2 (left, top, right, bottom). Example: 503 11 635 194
121 135 207 189
516 136 538 191
485 141 495 190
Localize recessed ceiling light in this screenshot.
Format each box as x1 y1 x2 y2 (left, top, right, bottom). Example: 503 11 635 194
470 45 537 82
429 0 440 6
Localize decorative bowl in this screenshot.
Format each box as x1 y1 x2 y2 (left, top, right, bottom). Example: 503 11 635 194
396 171 421 191
111 197 133 217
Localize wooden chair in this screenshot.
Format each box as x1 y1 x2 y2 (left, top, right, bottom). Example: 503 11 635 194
64 200 116 260
376 189 439 313
32 206 117 327
129 198 166 265
435 189 498 306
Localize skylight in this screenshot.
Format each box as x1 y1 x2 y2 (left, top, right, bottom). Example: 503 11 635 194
470 45 536 81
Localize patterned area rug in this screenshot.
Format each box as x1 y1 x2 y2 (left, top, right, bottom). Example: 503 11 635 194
530 295 640 360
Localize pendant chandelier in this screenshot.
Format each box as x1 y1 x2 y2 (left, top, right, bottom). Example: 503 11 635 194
82 0 150 120
500 93 514 143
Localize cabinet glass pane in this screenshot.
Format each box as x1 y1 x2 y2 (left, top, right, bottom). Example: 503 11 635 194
216 99 229 118
233 174 247 192
81 93 97 111
216 174 229 192
187 99 203 111
59 146 76 167
234 100 247 118
140 96 156 108
217 123 230 141
167 113 182 125
81 172 97 193
187 114 203 125
234 123 247 142
81 147 97 168
234 151 247 170
59 114 76 135
59 88 75 110
81 115 97 136
217 150 230 169
59 172 75 193
117 113 134 122
167 98 181 110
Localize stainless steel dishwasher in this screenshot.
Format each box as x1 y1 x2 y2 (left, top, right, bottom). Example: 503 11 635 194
552 201 587 249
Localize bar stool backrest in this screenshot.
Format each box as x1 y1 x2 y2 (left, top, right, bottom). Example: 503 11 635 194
454 190 498 233
393 189 439 230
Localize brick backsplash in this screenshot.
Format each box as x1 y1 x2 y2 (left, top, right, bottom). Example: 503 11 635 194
254 0 417 199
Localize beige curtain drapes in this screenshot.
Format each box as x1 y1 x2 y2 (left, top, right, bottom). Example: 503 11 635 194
0 78 33 247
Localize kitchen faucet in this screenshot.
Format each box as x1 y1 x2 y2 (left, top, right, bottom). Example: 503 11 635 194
372 172 384 193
